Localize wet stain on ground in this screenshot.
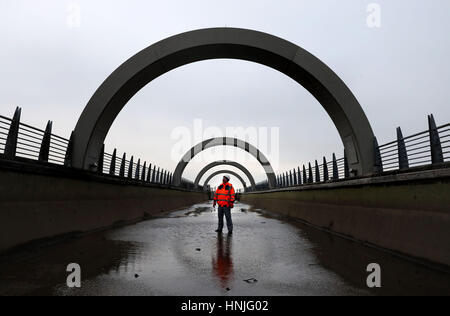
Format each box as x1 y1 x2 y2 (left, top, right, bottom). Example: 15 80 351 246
0 202 449 296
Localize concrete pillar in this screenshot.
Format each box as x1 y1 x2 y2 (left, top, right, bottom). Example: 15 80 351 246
135 159 141 180
38 121 53 163
119 153 126 178
109 149 117 176
397 127 409 170
323 157 329 181
315 160 320 183
97 144 105 174
332 153 339 180
4 107 21 159
429 114 444 164
127 156 134 179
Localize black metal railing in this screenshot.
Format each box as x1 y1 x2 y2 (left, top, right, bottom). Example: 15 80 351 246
0 107 175 187
377 115 450 171
1 108 449 192
269 153 347 190
0 108 70 165
272 114 449 191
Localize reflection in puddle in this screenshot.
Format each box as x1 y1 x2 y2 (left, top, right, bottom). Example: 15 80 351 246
184 207 212 217
0 201 449 296
212 234 233 289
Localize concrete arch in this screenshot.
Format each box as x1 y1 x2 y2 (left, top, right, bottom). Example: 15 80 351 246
203 170 247 191
72 27 375 177
194 160 256 191
173 137 276 188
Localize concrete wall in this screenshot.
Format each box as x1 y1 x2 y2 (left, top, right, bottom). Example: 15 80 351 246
241 166 450 267
0 160 207 254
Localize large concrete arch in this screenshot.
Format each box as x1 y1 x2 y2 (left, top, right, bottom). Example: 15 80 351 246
194 160 256 191
203 170 247 191
173 137 276 188
72 27 375 177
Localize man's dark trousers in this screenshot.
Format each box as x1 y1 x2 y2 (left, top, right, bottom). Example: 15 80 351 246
217 206 233 232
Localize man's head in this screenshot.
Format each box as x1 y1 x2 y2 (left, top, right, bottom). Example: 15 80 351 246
223 175 230 183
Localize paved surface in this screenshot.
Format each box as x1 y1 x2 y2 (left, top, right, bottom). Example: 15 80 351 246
1 202 449 296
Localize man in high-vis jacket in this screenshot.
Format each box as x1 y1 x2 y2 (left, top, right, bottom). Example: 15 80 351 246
213 175 235 235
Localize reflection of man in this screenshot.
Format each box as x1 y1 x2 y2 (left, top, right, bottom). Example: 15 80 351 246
213 175 235 234
212 234 233 288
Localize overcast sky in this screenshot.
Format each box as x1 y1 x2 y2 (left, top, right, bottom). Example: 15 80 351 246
1 0 450 188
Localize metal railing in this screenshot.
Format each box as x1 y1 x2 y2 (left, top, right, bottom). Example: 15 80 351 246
272 114 449 191
0 108 69 165
268 154 348 190
0 107 175 187
1 108 448 192
377 115 450 171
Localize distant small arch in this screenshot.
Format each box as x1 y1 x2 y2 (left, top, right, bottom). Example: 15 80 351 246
173 137 276 188
203 170 247 191
194 160 256 191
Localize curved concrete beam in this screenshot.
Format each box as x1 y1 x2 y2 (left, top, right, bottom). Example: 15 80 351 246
72 27 375 177
203 170 247 190
193 160 256 191
173 137 276 188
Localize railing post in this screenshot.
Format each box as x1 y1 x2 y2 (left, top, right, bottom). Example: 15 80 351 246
315 160 320 183
119 153 126 177
303 165 307 184
332 153 339 180
4 107 21 159
142 161 147 181
147 163 152 182
289 171 293 187
64 131 74 167
428 114 444 164
109 149 117 176
38 120 52 162
323 157 329 181
293 168 297 186
397 127 409 170
135 159 141 180
373 137 383 173
298 167 302 185
308 163 313 183
128 156 134 179
97 144 105 174
156 167 160 183
151 166 156 182
344 150 350 179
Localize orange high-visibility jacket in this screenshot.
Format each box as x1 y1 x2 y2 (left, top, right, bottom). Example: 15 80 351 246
214 183 236 208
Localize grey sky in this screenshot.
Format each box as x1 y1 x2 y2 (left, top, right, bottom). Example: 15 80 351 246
1 0 450 189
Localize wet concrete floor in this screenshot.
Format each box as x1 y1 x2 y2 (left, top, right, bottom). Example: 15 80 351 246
0 202 449 296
